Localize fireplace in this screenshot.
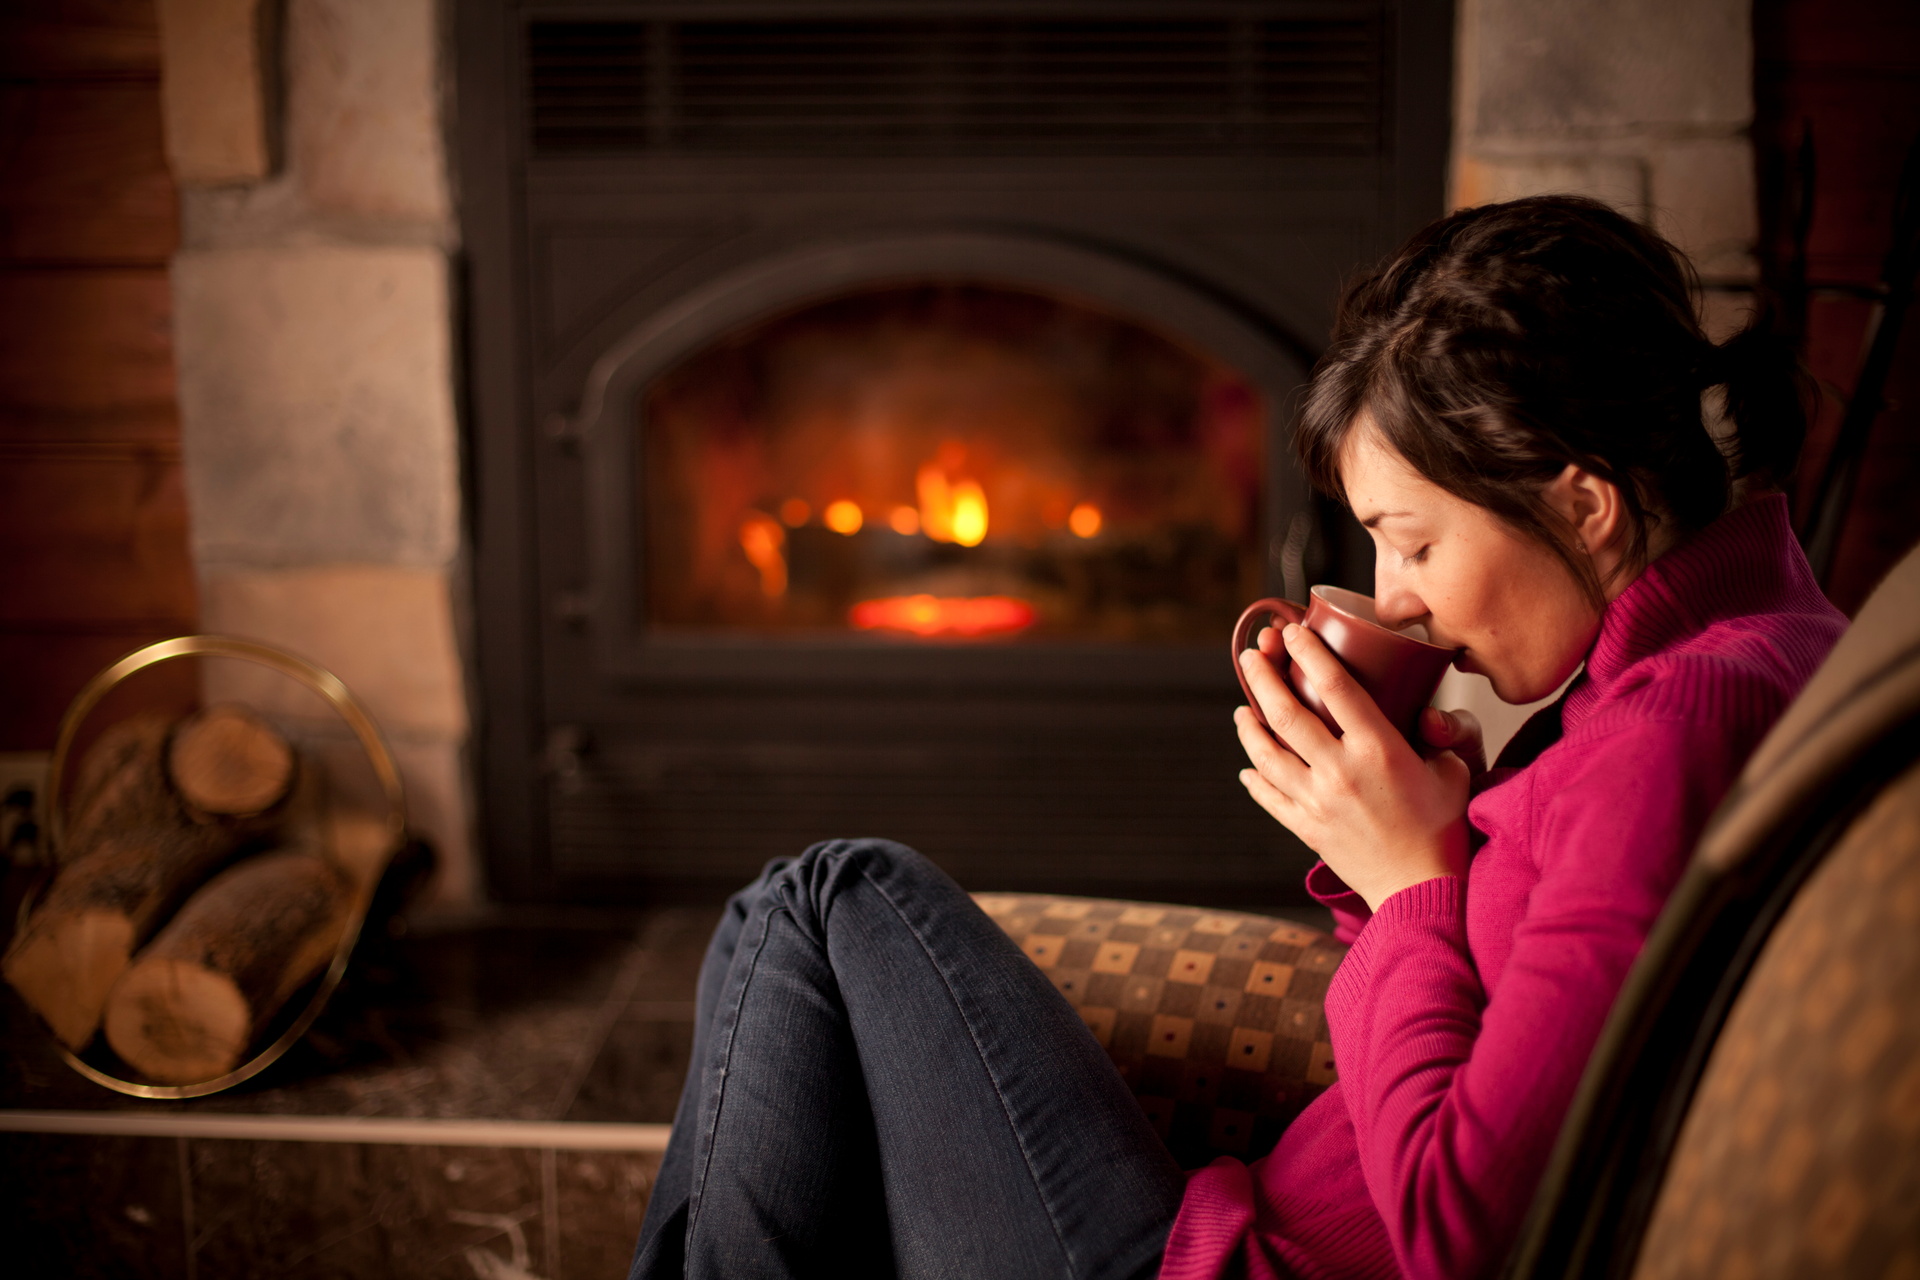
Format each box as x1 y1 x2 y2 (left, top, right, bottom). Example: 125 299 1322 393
456 1 1453 904
641 282 1266 642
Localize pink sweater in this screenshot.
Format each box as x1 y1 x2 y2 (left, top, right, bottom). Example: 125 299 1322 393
1160 496 1845 1280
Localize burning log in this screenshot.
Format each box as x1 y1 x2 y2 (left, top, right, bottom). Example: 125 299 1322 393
103 850 353 1085
1 707 298 1049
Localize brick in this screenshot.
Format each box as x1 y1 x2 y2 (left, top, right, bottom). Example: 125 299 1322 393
199 564 467 739
287 0 449 223
157 0 273 184
1461 0 1750 139
172 246 459 568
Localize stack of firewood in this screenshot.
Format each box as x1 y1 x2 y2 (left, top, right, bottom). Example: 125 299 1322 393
2 705 358 1085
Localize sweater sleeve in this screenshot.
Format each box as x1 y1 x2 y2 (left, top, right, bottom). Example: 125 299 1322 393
1324 715 1743 1280
1305 860 1373 945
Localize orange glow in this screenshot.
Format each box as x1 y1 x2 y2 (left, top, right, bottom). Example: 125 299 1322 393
739 515 788 597
779 497 811 527
916 448 991 547
915 464 953 541
1068 502 1103 538
950 481 988 546
824 500 864 534
850 594 1037 637
888 505 921 535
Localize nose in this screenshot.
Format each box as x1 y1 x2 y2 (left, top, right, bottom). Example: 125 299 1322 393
1372 559 1429 632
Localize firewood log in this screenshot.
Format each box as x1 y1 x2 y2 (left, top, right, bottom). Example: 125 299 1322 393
103 851 353 1084
61 714 176 862
167 704 296 817
2 709 298 1048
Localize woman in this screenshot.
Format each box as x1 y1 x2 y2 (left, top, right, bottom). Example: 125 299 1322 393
628 196 1847 1280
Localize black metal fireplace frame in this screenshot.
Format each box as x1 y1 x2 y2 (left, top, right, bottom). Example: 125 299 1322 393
456 0 1454 904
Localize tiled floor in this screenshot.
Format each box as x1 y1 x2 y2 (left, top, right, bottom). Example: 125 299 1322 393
0 896 720 1279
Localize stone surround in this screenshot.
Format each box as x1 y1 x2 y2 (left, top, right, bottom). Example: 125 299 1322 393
1452 0 1757 321
158 0 472 900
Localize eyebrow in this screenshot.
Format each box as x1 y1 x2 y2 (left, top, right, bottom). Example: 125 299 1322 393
1359 510 1416 529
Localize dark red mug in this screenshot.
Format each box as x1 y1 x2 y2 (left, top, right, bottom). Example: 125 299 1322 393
1232 586 1461 742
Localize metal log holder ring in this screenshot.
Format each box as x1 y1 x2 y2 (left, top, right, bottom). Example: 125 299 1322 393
24 635 408 1099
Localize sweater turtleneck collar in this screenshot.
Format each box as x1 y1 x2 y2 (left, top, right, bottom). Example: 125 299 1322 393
1563 494 1827 733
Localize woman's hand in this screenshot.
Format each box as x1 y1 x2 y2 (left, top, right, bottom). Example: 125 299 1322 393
1236 623 1472 912
1418 706 1486 776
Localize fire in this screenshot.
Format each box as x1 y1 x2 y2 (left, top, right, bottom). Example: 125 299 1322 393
916 450 989 547
850 594 1036 637
949 481 988 546
1068 503 1102 538
738 514 787 597
824 500 863 534
888 505 920 535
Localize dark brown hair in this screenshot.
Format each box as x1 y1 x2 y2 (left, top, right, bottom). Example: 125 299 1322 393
1295 195 1807 600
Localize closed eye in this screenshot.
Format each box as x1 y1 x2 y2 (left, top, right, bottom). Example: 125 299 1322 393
1400 546 1429 567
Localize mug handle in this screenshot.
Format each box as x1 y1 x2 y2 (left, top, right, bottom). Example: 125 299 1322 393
1232 597 1307 731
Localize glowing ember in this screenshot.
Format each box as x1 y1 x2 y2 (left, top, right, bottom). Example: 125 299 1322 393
850 594 1036 637
824 499 863 534
1068 502 1103 538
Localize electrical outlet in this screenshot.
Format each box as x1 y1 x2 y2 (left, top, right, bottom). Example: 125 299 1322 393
0 751 49 866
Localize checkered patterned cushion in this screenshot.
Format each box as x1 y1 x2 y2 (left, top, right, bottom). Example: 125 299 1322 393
974 893 1347 1168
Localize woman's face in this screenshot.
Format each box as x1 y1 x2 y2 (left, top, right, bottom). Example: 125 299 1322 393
1337 425 1602 705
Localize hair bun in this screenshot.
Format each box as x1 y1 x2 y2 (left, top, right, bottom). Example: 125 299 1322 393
1712 318 1809 486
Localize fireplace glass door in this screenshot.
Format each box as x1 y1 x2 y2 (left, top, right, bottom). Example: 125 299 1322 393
640 284 1266 644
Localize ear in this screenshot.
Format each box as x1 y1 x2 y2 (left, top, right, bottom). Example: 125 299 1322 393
1540 464 1629 559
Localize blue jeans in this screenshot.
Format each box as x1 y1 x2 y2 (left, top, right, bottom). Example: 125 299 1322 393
628 839 1186 1279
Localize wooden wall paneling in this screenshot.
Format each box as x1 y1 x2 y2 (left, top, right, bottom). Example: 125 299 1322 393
0 0 199 750
0 80 178 265
0 0 164 80
0 269 176 419
0 628 200 752
0 449 195 626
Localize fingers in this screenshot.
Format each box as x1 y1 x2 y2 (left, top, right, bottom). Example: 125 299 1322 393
1279 624 1393 744
1235 705 1311 790
1239 765 1302 829
1419 707 1487 775
1238 645 1337 762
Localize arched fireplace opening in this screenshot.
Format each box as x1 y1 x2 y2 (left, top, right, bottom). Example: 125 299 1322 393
641 282 1271 644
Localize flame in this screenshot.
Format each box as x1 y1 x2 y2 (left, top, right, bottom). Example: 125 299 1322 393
738 514 787 597
916 464 953 541
1068 502 1102 538
916 448 989 547
824 499 863 534
950 481 988 546
888 505 920 535
850 594 1036 637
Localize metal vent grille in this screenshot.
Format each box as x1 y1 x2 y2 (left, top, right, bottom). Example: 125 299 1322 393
527 14 1386 156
